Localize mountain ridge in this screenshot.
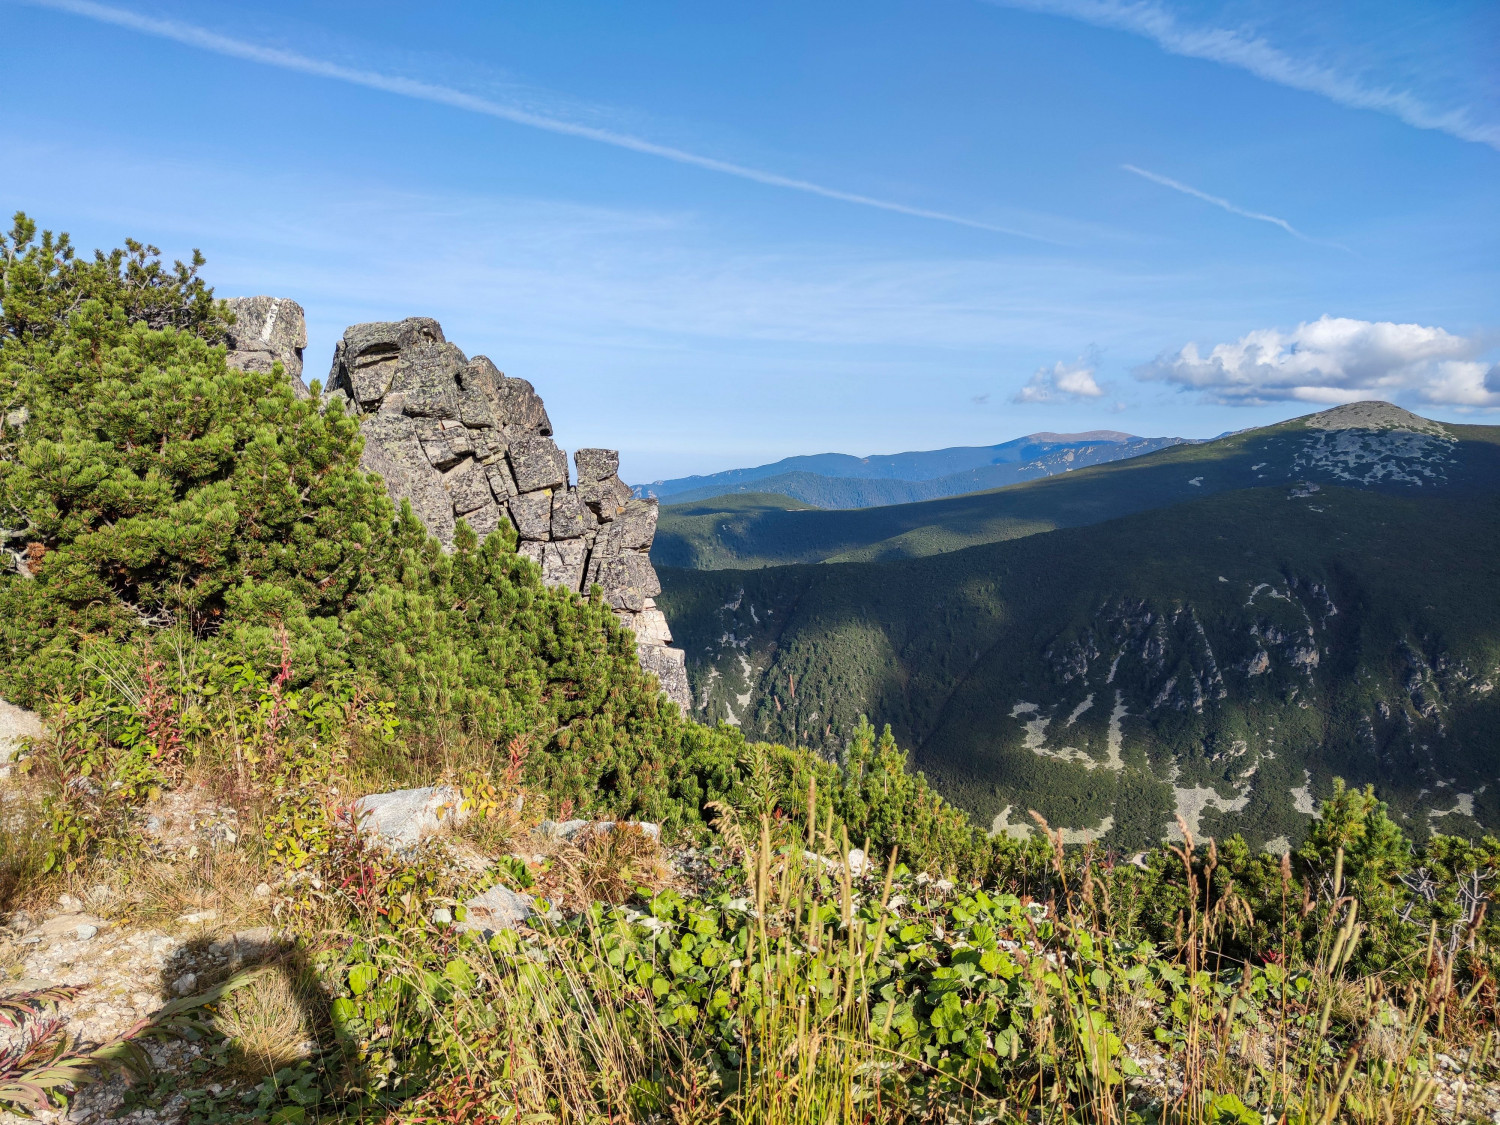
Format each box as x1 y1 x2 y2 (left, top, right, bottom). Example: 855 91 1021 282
636 431 1190 508
653 403 1500 570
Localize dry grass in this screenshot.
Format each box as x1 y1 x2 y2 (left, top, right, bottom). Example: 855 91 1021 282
102 847 275 933
545 824 673 908
455 791 533 862
213 968 316 1079
0 784 54 915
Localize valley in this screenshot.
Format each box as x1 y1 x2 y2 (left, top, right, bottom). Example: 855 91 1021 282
656 404 1500 847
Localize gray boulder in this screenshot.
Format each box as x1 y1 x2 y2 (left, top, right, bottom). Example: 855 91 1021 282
353 785 468 848
0 697 42 771
459 884 541 934
329 318 444 409
537 818 661 843
634 643 691 712
485 460 519 501
461 500 507 539
225 297 308 393
520 538 587 590
626 602 675 647
595 499 657 553
574 448 619 482
389 341 467 420
579 473 633 522
586 551 661 612
482 363 552 436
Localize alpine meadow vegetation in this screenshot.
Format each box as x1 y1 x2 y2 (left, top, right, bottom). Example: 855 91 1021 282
0 215 1497 1124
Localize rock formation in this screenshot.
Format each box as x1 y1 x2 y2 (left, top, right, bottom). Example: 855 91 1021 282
225 297 308 392
312 314 690 710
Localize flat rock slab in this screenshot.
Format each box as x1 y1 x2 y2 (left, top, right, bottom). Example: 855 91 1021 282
459 884 540 934
29 912 108 942
353 785 468 848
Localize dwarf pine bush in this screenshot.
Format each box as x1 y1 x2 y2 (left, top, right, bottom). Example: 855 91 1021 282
0 214 993 862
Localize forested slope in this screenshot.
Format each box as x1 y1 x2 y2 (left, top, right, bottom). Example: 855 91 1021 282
660 457 1500 848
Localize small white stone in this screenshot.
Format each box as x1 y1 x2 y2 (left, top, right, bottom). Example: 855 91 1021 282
254 883 272 897
172 972 198 996
431 907 452 925
75 924 98 941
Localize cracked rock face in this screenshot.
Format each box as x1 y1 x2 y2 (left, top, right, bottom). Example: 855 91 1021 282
310 313 690 710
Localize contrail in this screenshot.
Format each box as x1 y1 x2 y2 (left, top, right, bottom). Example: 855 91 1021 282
1122 164 1345 249
985 0 1500 153
20 0 1047 241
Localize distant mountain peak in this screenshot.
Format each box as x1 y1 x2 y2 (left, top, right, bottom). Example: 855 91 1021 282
1301 401 1449 436
1025 430 1138 443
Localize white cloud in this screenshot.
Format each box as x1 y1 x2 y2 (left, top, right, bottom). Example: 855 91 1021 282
1138 316 1500 408
986 0 1500 152
1015 358 1106 403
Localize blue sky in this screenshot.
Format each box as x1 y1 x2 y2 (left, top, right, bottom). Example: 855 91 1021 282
2 0 1495 481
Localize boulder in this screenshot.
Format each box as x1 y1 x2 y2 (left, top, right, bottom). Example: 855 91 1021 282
420 420 473 471
459 884 541 934
485 460 519 500
0 696 43 768
461 500 507 539
626 602 674 647
578 473 633 522
225 297 308 393
537 818 661 843
594 499 657 553
329 318 443 409
586 550 661 612
542 539 588 589
454 361 498 429
388 340 467 420
574 448 619 482
353 785 468 848
482 364 552 436
359 412 455 544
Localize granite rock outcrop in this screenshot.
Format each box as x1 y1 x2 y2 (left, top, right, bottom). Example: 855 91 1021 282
308 314 689 709
225 297 308 392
